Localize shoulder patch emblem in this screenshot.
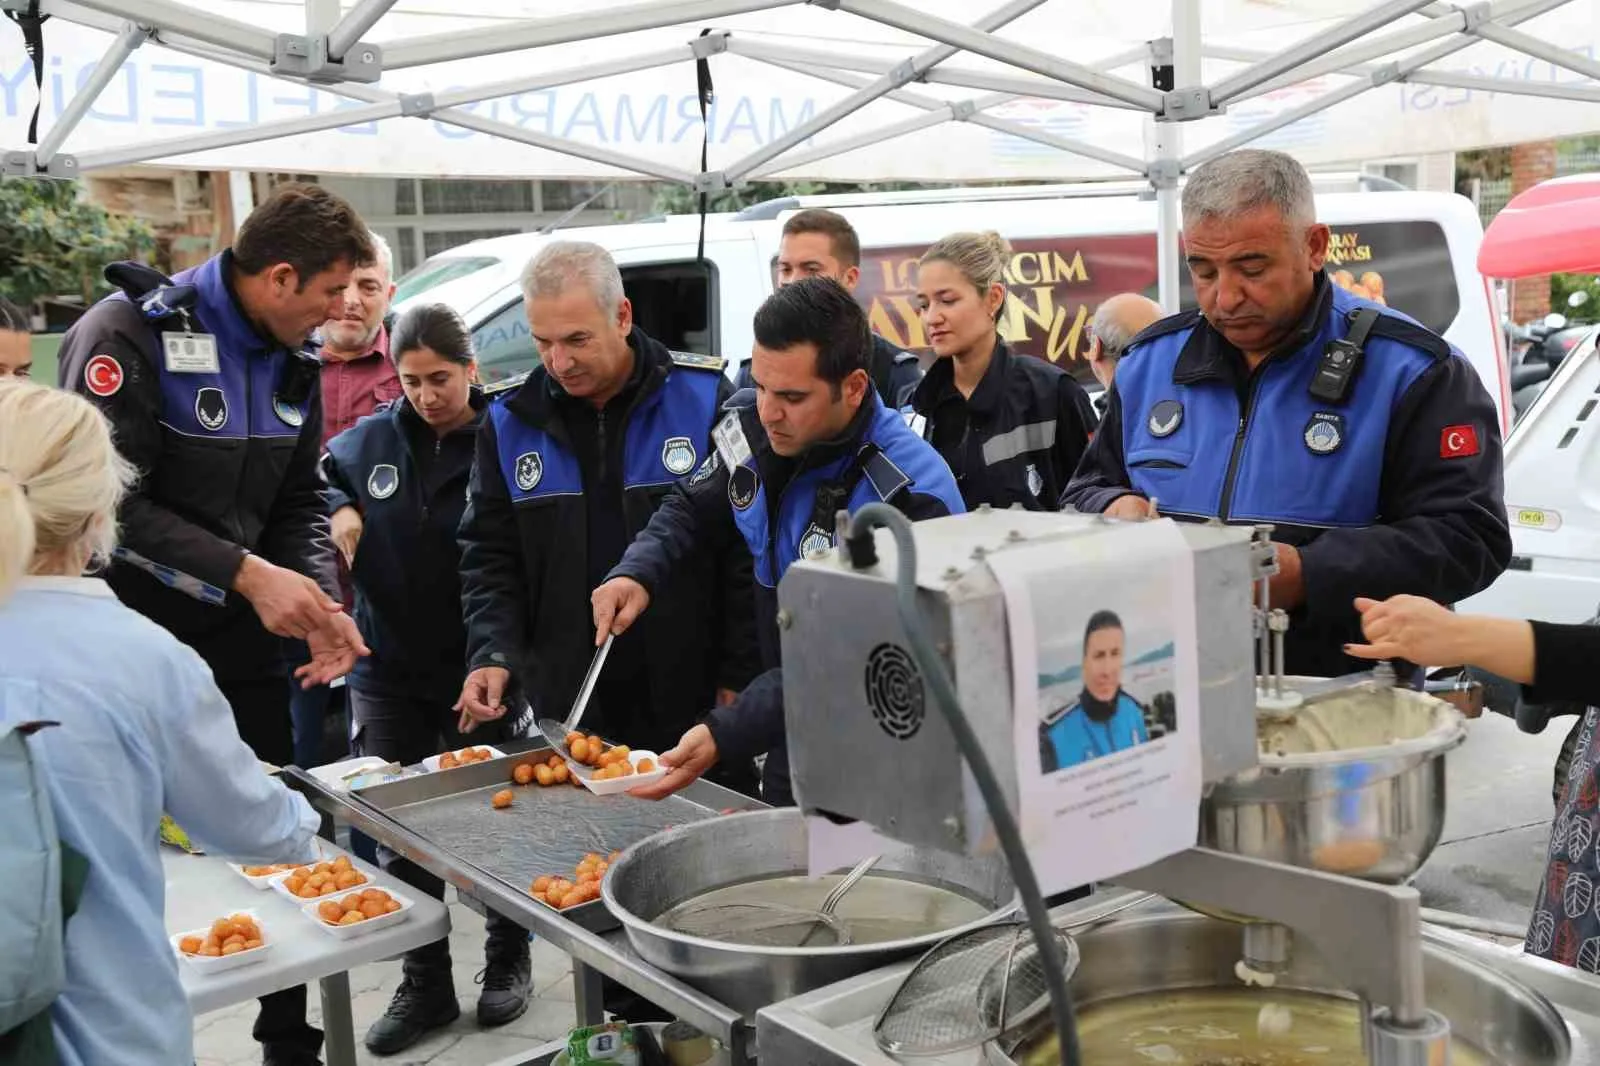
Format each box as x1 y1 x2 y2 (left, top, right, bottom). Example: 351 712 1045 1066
195 387 228 432
799 522 834 558
1440 424 1480 459
728 465 758 510
1026 463 1044 498
661 435 697 476
84 353 124 398
514 451 543 492
1303 412 1344 455
1147 399 1183 438
368 463 399 499
273 396 305 428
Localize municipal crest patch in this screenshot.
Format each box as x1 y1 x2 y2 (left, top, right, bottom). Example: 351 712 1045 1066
1026 463 1044 498
799 522 834 558
728 465 758 510
273 396 304 427
1303 412 1344 455
662 435 696 476
368 464 399 500
514 451 543 492
195 387 227 432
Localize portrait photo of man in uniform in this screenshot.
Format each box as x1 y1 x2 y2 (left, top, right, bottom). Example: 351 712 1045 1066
1038 609 1174 773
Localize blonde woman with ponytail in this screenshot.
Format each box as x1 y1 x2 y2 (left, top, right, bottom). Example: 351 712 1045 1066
0 381 320 1066
909 230 1098 512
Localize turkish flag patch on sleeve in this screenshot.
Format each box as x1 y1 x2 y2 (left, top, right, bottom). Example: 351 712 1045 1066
1440 424 1480 459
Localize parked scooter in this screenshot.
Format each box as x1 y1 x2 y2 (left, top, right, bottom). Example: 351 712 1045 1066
1511 291 1596 420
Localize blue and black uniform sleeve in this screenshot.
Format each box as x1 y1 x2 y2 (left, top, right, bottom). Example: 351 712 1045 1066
606 442 742 597
1060 383 1134 513
58 306 248 601
459 413 532 675
319 428 360 517
1298 355 1511 630
256 380 337 598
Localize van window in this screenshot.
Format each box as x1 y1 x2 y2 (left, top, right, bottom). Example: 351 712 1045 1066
468 260 717 387
856 221 1460 384
393 256 500 304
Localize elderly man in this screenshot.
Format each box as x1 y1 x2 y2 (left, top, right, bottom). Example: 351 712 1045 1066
1086 292 1163 411
1063 149 1510 679
457 240 757 761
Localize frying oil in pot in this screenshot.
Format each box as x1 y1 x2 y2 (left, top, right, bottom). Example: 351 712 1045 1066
656 873 989 947
1018 988 1492 1066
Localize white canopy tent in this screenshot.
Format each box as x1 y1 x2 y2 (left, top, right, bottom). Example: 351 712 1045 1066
3 0 1599 306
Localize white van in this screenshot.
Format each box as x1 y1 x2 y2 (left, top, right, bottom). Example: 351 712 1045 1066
1460 324 1600 624
395 178 1509 431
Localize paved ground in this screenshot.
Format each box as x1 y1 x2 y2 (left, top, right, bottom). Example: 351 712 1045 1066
195 709 1573 1065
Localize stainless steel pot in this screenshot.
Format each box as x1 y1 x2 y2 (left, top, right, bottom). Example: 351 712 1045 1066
601 809 1015 1016
1204 685 1468 883
988 909 1570 1065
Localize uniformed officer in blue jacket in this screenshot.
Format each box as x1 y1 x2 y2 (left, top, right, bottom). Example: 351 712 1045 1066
455 241 758 766
1039 610 1150 772
1063 150 1511 680
734 208 923 411
591 277 965 806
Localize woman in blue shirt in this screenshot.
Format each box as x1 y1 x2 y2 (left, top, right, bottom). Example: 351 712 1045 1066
320 303 529 1053
1039 609 1151 771
0 380 319 1066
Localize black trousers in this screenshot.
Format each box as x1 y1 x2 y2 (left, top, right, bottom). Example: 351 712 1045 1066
220 678 323 1059
348 685 528 967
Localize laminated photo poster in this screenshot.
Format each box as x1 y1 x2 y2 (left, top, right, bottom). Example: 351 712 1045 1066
986 520 1203 892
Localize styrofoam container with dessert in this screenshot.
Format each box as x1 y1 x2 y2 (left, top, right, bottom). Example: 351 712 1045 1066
301 888 415 940
577 750 668 796
227 839 340 890
421 745 506 772
171 910 272 975
267 859 373 904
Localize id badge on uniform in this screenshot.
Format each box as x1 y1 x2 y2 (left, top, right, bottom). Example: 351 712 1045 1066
712 411 753 471
163 332 220 374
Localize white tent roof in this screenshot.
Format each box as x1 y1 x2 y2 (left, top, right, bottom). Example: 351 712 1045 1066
4 0 1599 187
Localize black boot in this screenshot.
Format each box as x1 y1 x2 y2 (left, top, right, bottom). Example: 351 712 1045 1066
476 926 532 1027
363 940 460 1056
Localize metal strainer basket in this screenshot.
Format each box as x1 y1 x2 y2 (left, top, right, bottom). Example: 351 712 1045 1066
872 919 1080 1056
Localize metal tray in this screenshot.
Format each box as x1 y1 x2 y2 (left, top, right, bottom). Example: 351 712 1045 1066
346 745 743 932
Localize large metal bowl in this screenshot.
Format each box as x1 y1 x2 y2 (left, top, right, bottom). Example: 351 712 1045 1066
1203 685 1468 884
601 809 1015 1015
989 909 1570 1065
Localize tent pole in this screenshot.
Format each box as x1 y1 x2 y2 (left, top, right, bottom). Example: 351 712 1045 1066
65 0 278 59
1156 0 1201 314
722 0 1048 184
70 46 695 172
837 0 1167 110
327 0 397 61
744 55 1146 177
722 38 1138 108
1470 18 1600 82
381 0 801 70
1405 69 1600 103
32 20 147 169
1209 0 1435 105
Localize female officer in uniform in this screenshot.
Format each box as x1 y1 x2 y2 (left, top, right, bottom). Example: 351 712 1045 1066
910 230 1097 511
320 304 531 1054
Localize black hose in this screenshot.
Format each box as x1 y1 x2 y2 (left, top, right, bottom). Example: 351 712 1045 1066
844 503 1082 1065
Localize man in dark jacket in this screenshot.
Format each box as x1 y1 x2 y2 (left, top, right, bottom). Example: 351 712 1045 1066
735 208 922 411
592 278 964 806
1062 149 1510 679
58 182 372 1066
456 241 758 768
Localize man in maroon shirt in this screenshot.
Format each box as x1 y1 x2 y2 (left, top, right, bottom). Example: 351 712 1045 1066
319 233 402 448
289 233 401 771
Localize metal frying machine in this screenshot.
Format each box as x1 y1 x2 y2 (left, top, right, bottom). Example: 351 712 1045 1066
778 506 1465 1065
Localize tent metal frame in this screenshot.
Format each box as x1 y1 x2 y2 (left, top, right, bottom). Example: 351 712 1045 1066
1 0 1591 305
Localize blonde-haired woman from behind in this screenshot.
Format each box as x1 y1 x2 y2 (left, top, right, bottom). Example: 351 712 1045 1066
0 380 320 1066
909 230 1098 512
